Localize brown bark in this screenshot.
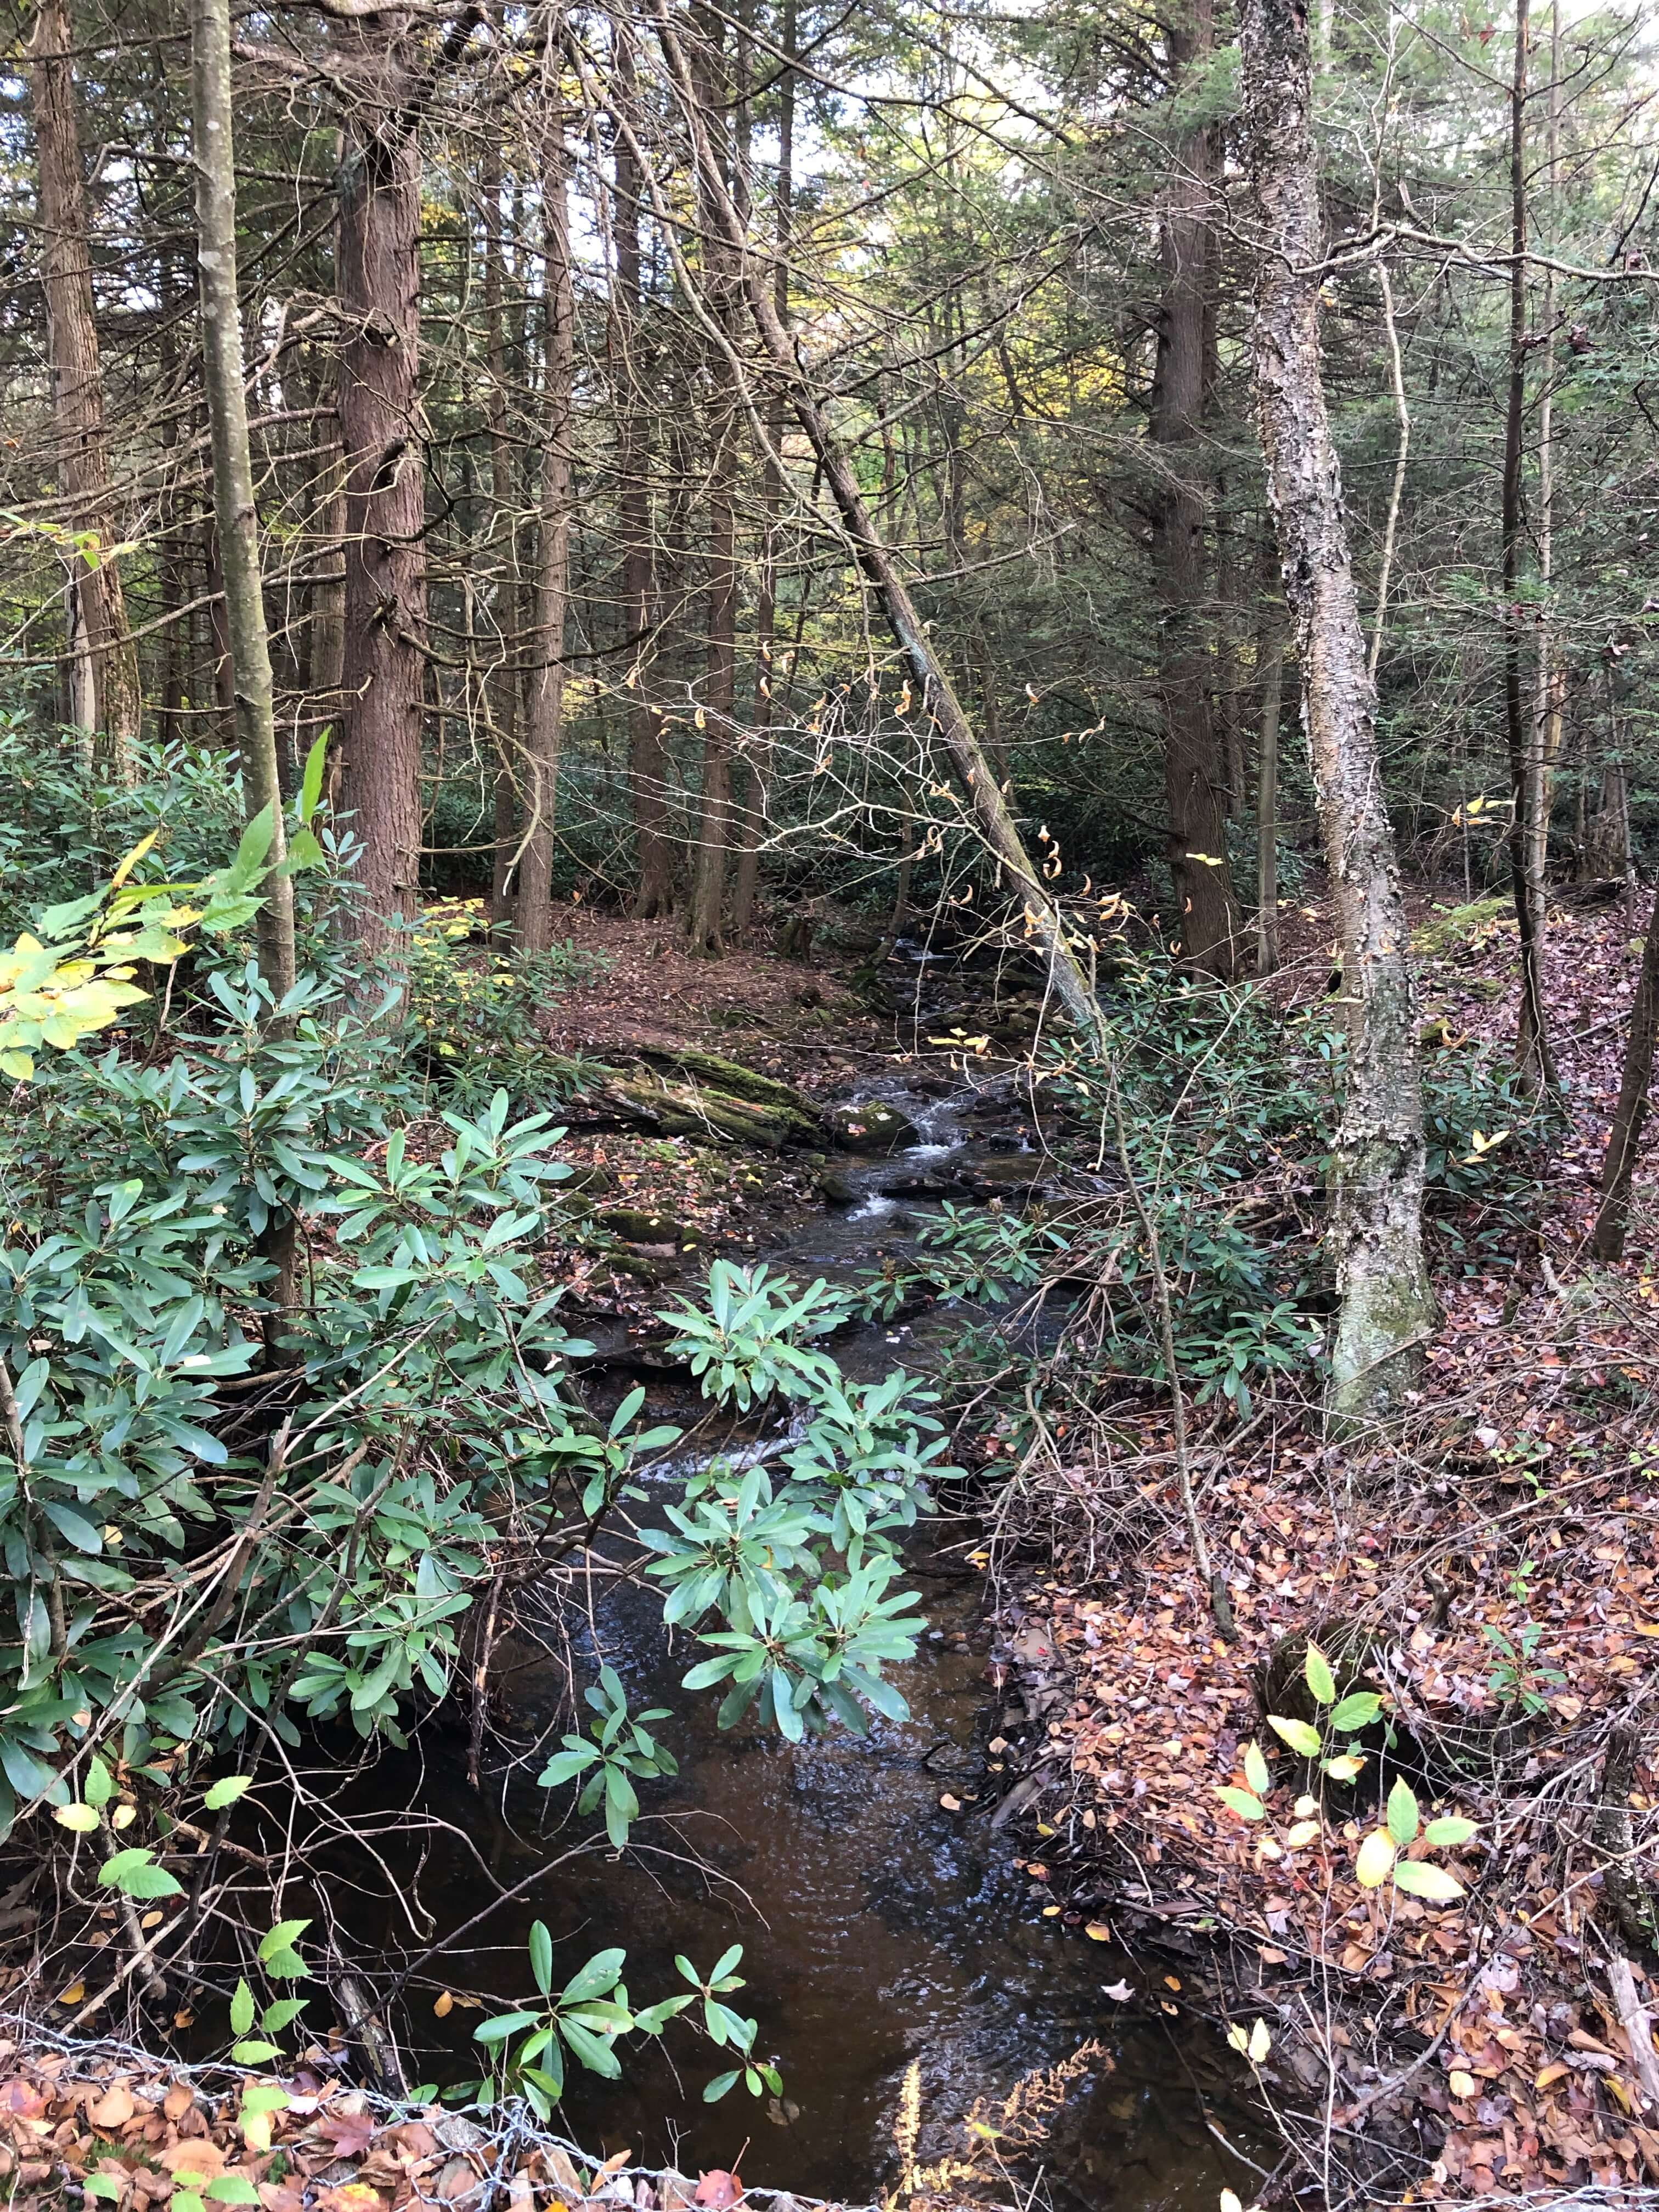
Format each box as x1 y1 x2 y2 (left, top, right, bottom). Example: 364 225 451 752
730 0 793 939
612 29 675 920
514 111 574 955
1243 0 1438 1423
1593 885 1659 1261
634 4 1098 1028
335 15 441 963
481 125 520 927
1255 541 1284 978
1503 0 1558 1096
684 4 739 958
28 0 141 769
1151 0 1242 978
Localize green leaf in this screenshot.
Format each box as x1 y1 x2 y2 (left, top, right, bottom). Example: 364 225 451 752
202 1775 252 1812
228 2041 282 2066
83 1757 114 1810
1304 1643 1336 1707
1216 1787 1265 1822
1328 1692 1382 1733
206 2177 259 2204
54 1803 101 1833
1386 1777 1420 1848
1422 1816 1477 1849
529 1921 554 1998
300 732 329 824
98 1848 183 1900
259 1999 308 2033
86 2176 124 2199
1390 1860 1464 1902
560 1949 625 2005
258 1918 311 1964
230 1978 256 2036
1242 1740 1269 1798
238 2086 290 2118
1267 1716 1322 1759
702 2070 740 2103
475 2012 541 2045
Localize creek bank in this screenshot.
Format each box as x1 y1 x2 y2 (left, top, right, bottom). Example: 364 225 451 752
983 1340 1659 2204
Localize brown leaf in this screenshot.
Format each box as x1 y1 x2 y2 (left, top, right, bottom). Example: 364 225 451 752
159 2140 225 2183
161 2088 194 2125
89 2087 135 2131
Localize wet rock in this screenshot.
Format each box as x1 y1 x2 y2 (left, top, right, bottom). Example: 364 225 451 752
878 1171 955 1198
821 1098 918 1152
560 1163 616 1197
962 1155 1051 1198
597 1206 698 1247
817 1170 862 1205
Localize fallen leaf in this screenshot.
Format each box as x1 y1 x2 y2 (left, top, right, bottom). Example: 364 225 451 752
939 1795 962 1813
1085 1922 1111 1942
693 2172 743 2208
433 1992 454 2018
89 2084 134 2129
1450 2070 1476 2099
1102 1979 1134 2001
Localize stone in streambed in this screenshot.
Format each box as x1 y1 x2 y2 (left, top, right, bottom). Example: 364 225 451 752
821 1098 918 1152
597 1206 699 1246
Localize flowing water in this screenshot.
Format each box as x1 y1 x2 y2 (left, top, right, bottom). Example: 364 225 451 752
336 992 1265 2206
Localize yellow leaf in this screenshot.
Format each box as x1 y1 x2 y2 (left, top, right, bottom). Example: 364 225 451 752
1285 1820 1322 1849
110 831 160 889
58 1982 86 2005
1449 2070 1476 2098
1084 1922 1110 1942
1356 1829 1397 1887
434 1990 454 2017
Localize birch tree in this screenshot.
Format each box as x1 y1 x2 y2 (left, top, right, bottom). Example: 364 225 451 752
1241 0 1438 1424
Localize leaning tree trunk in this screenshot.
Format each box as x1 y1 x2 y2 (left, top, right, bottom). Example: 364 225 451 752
514 111 574 955
1593 892 1659 1261
336 17 430 966
1242 0 1438 1424
191 0 294 1003
29 0 142 769
1150 0 1242 979
638 1 1099 1029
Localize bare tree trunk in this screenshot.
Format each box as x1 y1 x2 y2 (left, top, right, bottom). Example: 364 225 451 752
1151 0 1242 978
336 15 443 964
1530 0 1566 933
1594 888 1659 1260
685 4 738 958
514 109 573 955
634 3 1098 1029
1256 540 1283 978
192 0 299 1349
481 125 519 928
730 0 792 940
191 0 294 1000
1503 0 1558 1095
28 0 141 771
1243 0 1438 1424
611 30 675 920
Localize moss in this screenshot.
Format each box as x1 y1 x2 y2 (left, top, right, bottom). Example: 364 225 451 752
1409 898 1512 957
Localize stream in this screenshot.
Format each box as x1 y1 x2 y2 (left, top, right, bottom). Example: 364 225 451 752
335 975 1266 2207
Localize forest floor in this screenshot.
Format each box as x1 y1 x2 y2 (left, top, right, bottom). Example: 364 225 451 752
12 890 1656 2212
527 888 1659 2205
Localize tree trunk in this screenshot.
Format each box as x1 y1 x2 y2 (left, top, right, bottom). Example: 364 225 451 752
1151 0 1242 978
1503 0 1558 1095
684 4 738 958
1256 551 1284 978
514 115 573 955
29 0 142 772
1242 0 1438 1424
336 18 430 964
191 0 295 1002
1593 888 1659 1261
637 2 1098 1029
730 0 793 940
612 28 675 921
192 0 299 1350
481 125 520 928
